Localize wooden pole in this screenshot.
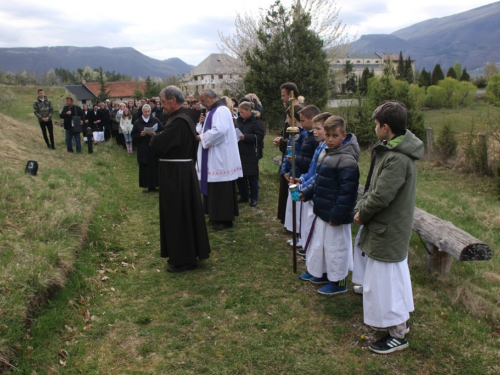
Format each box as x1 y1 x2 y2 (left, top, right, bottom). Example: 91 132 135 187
478 133 488 174
288 91 299 274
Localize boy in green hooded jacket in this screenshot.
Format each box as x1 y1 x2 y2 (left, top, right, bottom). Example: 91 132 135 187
354 101 424 354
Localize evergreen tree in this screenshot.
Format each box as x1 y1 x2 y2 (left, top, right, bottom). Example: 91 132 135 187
461 68 470 82
396 51 405 80
133 89 144 100
144 76 162 98
244 0 329 127
431 64 445 86
359 67 374 95
97 67 110 101
404 57 414 84
418 68 429 87
343 60 357 94
446 67 457 79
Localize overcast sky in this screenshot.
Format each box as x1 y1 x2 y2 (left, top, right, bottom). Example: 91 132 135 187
0 0 495 66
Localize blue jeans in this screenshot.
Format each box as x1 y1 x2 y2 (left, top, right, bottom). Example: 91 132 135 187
237 175 259 201
65 129 82 152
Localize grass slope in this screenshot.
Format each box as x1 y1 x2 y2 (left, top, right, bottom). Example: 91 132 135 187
0 104 499 374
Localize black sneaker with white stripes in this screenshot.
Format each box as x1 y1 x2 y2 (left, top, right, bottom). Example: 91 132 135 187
368 334 409 354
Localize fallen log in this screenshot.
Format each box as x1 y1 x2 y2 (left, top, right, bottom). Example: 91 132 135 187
357 186 492 276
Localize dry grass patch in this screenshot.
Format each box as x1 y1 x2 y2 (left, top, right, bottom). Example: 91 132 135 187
0 111 114 369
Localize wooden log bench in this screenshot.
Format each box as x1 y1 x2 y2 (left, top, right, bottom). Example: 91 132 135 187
357 186 491 276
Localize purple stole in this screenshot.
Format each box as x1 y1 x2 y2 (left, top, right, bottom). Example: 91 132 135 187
200 103 222 195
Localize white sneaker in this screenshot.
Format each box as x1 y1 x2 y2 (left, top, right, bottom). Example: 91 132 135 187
353 285 363 294
289 241 302 248
286 239 293 244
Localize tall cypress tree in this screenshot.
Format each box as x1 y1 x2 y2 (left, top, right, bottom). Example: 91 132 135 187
404 57 414 84
431 64 445 86
396 51 405 80
461 68 470 82
418 68 431 88
97 66 110 101
359 67 374 95
446 67 457 79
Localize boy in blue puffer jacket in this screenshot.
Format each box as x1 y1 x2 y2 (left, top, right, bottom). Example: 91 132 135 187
299 116 360 295
294 112 332 258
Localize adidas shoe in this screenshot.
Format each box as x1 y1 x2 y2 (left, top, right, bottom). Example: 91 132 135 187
289 240 302 248
368 334 409 354
297 249 305 256
300 254 306 261
309 274 329 284
317 281 347 295
299 271 314 281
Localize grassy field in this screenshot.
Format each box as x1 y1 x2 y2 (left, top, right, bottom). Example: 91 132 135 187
0 85 69 123
1 89 500 374
423 101 493 134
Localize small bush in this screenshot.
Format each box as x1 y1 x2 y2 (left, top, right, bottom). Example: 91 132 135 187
0 89 16 110
463 125 491 175
486 72 500 105
436 120 458 160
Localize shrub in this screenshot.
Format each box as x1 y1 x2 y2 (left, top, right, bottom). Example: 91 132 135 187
0 89 16 110
436 119 458 160
486 72 500 105
425 85 446 108
463 125 491 175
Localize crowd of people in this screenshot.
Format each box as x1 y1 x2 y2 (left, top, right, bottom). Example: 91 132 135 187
34 83 423 355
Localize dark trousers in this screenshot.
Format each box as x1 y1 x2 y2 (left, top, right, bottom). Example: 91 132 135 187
39 120 55 148
237 175 259 202
65 129 82 152
104 126 111 141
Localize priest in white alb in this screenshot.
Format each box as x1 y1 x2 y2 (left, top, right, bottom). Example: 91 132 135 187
196 89 243 231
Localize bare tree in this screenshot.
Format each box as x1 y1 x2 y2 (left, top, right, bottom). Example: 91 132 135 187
484 62 499 81
217 0 353 95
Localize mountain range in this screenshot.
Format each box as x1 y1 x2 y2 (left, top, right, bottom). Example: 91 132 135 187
0 46 194 78
350 1 500 72
1 2 499 78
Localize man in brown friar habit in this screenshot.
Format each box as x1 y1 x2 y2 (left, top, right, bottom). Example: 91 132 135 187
150 85 211 273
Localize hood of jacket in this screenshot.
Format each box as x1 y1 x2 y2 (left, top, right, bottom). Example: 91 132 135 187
324 133 361 162
375 130 424 161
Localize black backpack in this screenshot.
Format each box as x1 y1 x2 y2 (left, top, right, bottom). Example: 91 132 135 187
25 160 38 176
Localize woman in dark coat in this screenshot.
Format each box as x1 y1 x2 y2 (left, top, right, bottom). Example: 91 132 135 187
131 104 160 192
236 101 265 207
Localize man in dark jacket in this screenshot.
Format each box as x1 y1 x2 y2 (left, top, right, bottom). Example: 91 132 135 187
60 97 83 153
33 88 55 149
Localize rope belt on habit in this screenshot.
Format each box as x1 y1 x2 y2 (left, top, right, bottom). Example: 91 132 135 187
159 159 192 162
